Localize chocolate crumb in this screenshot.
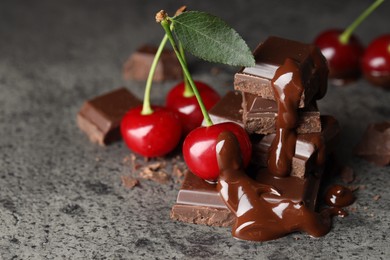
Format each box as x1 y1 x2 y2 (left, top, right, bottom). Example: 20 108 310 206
340 166 355 184
172 164 187 184
148 162 165 171
121 176 140 189
139 164 170 184
373 195 381 201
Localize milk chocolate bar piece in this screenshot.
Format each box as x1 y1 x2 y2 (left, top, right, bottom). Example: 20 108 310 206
171 171 234 227
252 116 340 178
123 45 182 82
202 91 244 127
77 88 141 145
355 121 390 166
234 36 328 108
242 92 321 134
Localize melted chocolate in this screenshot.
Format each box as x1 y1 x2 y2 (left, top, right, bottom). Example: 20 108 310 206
216 131 338 241
324 185 355 208
268 58 303 177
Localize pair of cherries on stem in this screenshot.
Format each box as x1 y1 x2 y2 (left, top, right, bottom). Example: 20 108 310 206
314 0 389 88
121 10 252 182
120 80 220 157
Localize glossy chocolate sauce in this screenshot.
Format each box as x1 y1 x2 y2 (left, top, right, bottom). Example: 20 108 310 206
216 131 353 241
268 58 303 177
325 185 355 208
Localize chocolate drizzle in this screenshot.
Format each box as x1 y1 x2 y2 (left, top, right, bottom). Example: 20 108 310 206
268 58 303 177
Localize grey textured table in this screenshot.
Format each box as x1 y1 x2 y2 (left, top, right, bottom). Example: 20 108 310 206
0 0 389 259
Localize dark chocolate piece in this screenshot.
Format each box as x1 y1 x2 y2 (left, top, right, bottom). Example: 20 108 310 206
202 91 244 127
123 45 182 82
170 204 234 227
234 36 328 108
242 92 321 134
77 88 141 145
355 121 390 166
170 171 234 227
252 116 340 179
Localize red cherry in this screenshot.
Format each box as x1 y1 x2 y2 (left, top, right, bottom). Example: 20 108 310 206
361 34 390 89
120 106 182 157
314 29 364 82
183 122 251 182
166 81 220 135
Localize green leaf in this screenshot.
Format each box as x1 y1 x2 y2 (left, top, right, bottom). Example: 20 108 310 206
172 11 255 67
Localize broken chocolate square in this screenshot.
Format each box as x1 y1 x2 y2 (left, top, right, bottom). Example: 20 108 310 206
77 88 141 145
123 45 182 82
355 121 390 166
203 91 244 127
242 92 321 134
234 36 328 108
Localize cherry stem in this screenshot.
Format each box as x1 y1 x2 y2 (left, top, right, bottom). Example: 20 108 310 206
160 18 213 126
179 42 194 97
141 34 168 115
339 0 384 44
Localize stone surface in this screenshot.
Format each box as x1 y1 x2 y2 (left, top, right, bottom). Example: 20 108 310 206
0 0 389 259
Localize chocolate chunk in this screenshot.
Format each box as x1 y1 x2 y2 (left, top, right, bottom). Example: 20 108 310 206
234 36 328 108
251 116 340 179
170 204 234 227
77 88 141 145
121 176 140 189
242 92 321 134
203 91 244 127
123 45 182 82
171 171 234 226
355 121 390 166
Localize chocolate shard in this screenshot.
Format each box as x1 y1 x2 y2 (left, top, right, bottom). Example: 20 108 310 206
234 36 328 108
77 88 141 145
202 91 244 127
123 45 182 82
355 121 390 166
242 92 321 134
